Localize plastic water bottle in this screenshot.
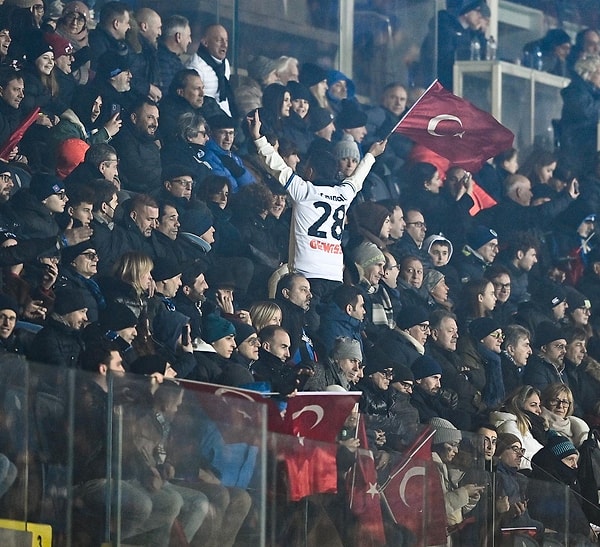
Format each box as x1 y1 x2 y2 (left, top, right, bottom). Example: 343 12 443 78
470 37 481 61
486 36 497 61
533 45 543 70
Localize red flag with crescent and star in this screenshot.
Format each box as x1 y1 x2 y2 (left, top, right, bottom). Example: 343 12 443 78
379 426 447 546
347 417 386 545
392 80 514 172
282 392 361 501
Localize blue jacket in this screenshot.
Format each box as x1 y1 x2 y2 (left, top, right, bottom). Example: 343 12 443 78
203 140 255 192
317 301 363 357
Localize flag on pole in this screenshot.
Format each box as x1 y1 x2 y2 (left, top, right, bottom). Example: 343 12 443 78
393 80 514 171
347 417 386 545
379 426 447 546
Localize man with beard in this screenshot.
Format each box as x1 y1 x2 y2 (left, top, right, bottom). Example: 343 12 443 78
0 69 25 159
0 166 18 232
174 262 209 341
28 287 88 367
523 322 570 392
274 273 316 366
410 355 457 425
112 98 161 193
89 50 135 120
251 325 312 395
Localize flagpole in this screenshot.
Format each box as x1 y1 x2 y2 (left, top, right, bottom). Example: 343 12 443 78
384 79 440 141
348 410 361 507
378 426 435 490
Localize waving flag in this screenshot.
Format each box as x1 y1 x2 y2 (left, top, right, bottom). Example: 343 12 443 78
392 80 514 171
379 426 447 546
348 417 386 545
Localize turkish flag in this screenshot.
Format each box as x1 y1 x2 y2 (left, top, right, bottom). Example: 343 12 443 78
284 391 361 443
348 418 386 545
179 379 284 441
282 392 361 501
393 80 514 172
379 427 447 546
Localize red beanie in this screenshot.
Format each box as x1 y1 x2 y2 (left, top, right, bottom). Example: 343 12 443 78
55 138 89 179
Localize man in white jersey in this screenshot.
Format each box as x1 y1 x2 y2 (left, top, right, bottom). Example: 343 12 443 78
248 111 386 331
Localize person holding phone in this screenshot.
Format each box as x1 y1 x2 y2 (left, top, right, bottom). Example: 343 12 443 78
430 417 485 535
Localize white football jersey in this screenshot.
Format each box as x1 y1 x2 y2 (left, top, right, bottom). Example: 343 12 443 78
255 137 375 281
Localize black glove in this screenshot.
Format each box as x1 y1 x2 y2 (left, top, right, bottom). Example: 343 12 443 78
439 388 459 410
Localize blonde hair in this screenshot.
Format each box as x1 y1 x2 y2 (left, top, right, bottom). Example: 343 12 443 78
503 384 541 436
112 251 153 296
541 383 574 417
250 301 282 333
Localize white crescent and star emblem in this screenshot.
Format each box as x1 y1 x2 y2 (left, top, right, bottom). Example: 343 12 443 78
399 466 425 506
366 482 380 498
291 405 325 429
427 114 465 138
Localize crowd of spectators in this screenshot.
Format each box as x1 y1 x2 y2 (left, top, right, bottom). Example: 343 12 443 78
0 0 599 545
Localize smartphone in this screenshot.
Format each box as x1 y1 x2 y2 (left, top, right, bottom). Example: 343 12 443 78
110 104 121 117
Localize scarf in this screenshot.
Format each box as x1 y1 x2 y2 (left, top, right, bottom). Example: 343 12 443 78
73 270 106 310
524 409 548 446
477 342 505 408
195 44 238 118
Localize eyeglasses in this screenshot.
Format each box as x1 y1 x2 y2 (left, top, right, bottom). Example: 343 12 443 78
415 323 430 332
489 331 504 340
56 191 68 199
398 381 413 391
246 337 261 347
510 445 526 456
493 282 511 291
406 221 426 229
65 12 86 22
81 251 99 261
549 398 571 408
172 179 194 189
